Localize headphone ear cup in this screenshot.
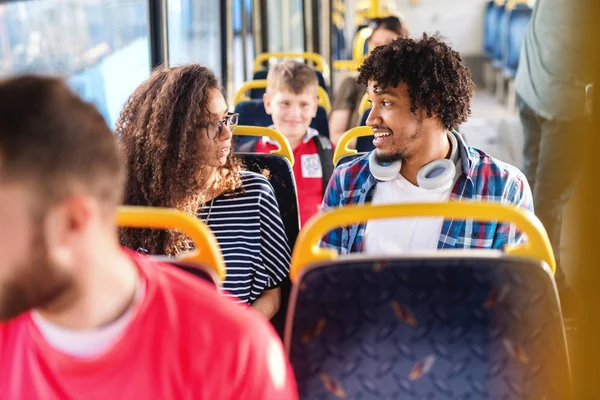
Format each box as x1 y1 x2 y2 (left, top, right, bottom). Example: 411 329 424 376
417 159 456 190
368 151 402 182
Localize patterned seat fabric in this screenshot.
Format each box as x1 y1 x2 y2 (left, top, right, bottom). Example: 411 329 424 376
287 257 571 399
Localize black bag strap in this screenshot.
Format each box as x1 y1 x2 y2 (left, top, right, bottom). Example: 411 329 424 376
313 135 334 194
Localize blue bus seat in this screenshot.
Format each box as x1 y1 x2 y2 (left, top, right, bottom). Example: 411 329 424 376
286 256 571 399
483 0 497 58
237 152 300 338
504 4 532 78
160 259 220 287
356 107 375 153
233 99 330 149
492 3 508 68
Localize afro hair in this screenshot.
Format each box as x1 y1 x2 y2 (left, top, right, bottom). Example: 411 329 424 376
357 33 474 130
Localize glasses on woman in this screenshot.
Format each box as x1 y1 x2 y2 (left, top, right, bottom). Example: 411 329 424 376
206 112 239 140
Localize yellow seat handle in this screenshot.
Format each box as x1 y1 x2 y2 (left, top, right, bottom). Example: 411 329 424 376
357 93 371 119
332 126 373 165
353 27 373 60
253 52 330 76
290 202 556 283
233 80 332 114
235 125 295 167
117 206 226 283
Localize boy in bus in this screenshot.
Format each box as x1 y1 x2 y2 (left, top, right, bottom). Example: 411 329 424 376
241 59 335 226
321 34 533 254
0 76 298 399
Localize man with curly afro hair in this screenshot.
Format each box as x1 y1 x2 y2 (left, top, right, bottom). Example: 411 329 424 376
321 34 533 255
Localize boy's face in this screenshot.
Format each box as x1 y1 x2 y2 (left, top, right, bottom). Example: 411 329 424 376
264 87 318 143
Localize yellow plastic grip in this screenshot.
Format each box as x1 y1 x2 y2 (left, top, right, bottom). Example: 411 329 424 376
233 80 332 113
117 206 226 282
357 93 371 118
289 202 556 283
332 126 374 165
235 125 295 167
353 27 373 60
253 52 330 75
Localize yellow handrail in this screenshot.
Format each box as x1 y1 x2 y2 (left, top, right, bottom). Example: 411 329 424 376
505 0 530 10
332 59 364 71
333 126 373 165
353 27 373 61
357 92 371 118
290 202 556 283
253 52 330 76
117 206 226 283
368 0 381 19
233 79 332 114
235 125 295 167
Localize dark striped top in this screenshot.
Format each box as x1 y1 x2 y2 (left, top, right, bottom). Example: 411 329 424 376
198 171 291 304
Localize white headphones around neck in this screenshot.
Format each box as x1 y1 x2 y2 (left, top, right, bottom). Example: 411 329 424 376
368 132 460 191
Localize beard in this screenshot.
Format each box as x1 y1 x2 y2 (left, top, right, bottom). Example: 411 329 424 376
0 232 72 322
374 151 404 164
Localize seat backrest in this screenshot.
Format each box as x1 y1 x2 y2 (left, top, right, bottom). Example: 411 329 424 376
233 100 330 150
286 256 571 399
237 152 300 338
335 153 364 167
250 69 329 99
493 3 508 63
157 258 220 287
484 0 497 57
356 108 374 153
505 5 532 75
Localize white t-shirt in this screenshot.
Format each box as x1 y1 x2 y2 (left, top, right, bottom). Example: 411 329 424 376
364 174 453 254
364 134 461 255
31 279 145 358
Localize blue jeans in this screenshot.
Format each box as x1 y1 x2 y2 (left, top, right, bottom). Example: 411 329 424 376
517 95 586 286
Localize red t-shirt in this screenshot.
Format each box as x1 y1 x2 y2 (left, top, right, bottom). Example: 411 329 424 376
255 134 330 226
0 251 298 399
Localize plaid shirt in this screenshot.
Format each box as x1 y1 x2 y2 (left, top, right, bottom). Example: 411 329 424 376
321 131 533 254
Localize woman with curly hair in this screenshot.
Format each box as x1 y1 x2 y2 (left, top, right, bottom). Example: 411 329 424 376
321 33 533 254
118 64 290 319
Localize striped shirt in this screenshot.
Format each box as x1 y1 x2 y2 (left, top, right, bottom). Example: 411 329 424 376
198 171 291 304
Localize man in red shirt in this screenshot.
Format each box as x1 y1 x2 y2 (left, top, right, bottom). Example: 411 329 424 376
244 60 335 227
0 76 298 399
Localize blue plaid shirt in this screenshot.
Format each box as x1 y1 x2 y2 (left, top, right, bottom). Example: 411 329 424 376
321 131 534 254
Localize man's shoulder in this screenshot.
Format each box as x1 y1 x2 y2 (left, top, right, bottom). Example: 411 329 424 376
137 254 267 334
465 145 529 192
332 152 371 182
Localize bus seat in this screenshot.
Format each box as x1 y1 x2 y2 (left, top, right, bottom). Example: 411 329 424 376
235 127 300 339
233 99 330 149
285 203 568 399
356 107 375 153
250 69 329 99
484 0 497 59
504 4 532 78
117 206 226 285
234 79 331 114
492 2 508 68
157 258 220 287
286 256 571 399
333 126 372 167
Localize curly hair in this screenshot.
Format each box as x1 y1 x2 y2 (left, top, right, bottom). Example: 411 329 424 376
117 64 241 256
357 33 474 130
